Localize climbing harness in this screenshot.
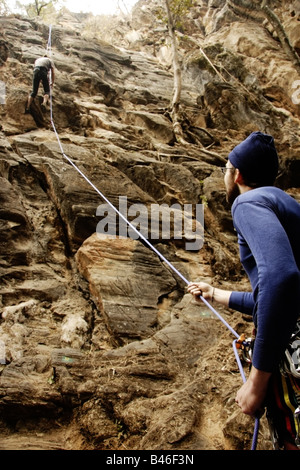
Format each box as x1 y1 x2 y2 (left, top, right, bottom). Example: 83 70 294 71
46 25 260 450
279 319 300 449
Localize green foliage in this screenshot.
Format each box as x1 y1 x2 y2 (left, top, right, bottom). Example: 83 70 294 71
15 0 61 18
157 0 197 30
168 0 197 26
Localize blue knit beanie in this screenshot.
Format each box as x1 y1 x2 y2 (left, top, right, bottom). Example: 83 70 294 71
228 131 279 186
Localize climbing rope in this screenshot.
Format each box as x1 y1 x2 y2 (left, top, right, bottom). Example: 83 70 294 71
46 24 52 57
233 339 260 450
46 25 260 450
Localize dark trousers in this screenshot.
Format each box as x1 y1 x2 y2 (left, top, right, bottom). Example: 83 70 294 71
30 66 50 98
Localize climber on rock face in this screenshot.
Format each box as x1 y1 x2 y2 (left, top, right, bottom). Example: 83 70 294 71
26 55 55 111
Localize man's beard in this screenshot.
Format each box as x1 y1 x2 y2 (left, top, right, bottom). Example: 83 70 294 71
226 183 240 206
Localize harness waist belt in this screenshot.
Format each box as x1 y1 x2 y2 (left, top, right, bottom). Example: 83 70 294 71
34 66 48 72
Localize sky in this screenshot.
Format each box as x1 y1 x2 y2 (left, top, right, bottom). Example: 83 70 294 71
61 0 138 15
6 0 139 16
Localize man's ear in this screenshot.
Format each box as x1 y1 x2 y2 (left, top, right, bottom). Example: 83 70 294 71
234 169 244 184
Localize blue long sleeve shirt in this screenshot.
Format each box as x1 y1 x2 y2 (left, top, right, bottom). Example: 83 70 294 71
229 187 300 372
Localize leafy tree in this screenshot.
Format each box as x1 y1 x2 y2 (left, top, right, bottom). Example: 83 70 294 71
15 0 60 17
35 0 53 16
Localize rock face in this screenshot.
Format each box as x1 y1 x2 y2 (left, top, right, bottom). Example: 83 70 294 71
0 1 299 450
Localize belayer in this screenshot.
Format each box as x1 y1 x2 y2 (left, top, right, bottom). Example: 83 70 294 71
26 55 55 111
188 131 300 450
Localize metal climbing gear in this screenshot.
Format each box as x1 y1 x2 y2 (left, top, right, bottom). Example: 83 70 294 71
281 320 300 379
266 409 283 450
295 407 300 449
235 333 254 364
